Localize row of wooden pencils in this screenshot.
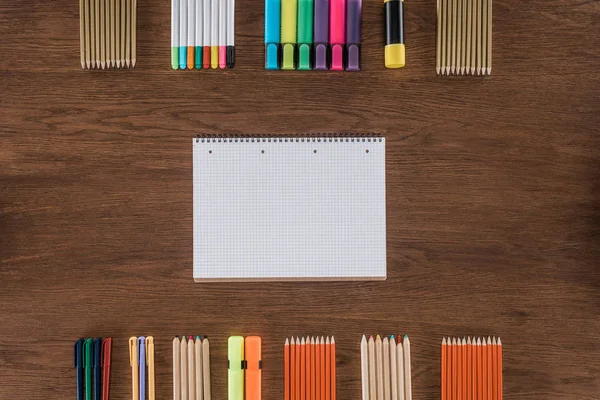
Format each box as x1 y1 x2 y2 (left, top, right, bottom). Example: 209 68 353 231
436 0 492 76
79 0 137 69
284 336 336 400
360 335 412 400
441 337 502 400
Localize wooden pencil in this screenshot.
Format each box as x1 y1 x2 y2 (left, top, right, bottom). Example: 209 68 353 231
487 0 492 74
99 0 105 68
361 336 369 400
457 339 462 400
497 338 502 400
325 337 331 400
368 336 376 400
462 338 467 400
445 0 451 74
79 0 85 68
375 335 383 400
125 0 131 67
396 337 404 400
132 0 137 66
465 0 471 73
120 0 125 67
188 336 196 400
466 338 471 400
390 336 398 400
383 337 390 400
491 338 496 400
316 337 321 400
482 0 487 75
110 0 115 67
461 0 467 73
441 338 446 400
456 0 462 75
301 337 306 400
94 0 100 66
285 339 290 400
476 0 482 75
291 337 296 400
320 337 326 400
104 0 110 67
202 338 211 400
174 337 181 400
487 337 493 400
436 0 441 74
483 338 488 400
195 337 203 400
296 337 301 400
451 0 457 74
450 337 456 400
181 336 188 400
440 0 446 74
309 337 314 400
331 337 336 400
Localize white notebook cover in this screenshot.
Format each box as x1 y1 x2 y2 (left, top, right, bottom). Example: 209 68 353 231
193 137 386 281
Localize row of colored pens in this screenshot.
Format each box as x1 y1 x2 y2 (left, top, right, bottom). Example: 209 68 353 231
173 336 212 400
284 336 337 400
441 337 502 400
129 336 156 400
171 0 235 69
360 335 412 400
79 0 137 69
74 338 112 400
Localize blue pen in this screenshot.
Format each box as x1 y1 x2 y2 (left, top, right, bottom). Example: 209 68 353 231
265 0 281 69
74 339 84 400
138 336 146 400
93 338 102 400
179 0 188 68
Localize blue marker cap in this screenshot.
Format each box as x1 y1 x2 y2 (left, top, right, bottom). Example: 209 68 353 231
265 0 281 69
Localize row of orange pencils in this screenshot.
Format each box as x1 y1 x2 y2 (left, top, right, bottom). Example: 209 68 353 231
441 337 502 400
284 336 336 400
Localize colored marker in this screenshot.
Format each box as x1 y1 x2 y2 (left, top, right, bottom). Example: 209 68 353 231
297 0 314 70
330 0 346 70
313 0 329 70
226 0 235 67
264 0 281 69
203 0 211 68
188 0 195 69
228 336 244 400
346 0 362 71
179 0 187 68
93 338 102 400
75 339 84 400
195 0 202 68
172 0 180 68
219 0 227 68
211 0 219 68
384 0 405 68
281 0 298 70
83 338 93 400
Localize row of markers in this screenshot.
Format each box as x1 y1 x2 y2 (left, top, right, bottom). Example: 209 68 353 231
171 0 235 69
265 0 362 71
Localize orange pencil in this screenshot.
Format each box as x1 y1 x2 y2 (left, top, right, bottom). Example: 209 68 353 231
457 339 462 400
325 337 331 400
296 337 301 400
285 338 290 400
491 338 497 400
309 337 315 400
462 338 467 400
316 337 321 400
441 338 447 400
497 338 502 400
301 337 306 400
487 337 492 400
482 338 488 400
451 337 456 400
471 337 476 400
291 337 296 400
320 337 326 400
477 338 483 400
467 338 472 400
331 337 336 400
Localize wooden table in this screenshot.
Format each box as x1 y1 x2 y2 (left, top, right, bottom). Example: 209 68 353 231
1 0 598 399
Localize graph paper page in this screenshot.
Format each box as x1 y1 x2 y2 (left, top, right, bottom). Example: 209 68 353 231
193 137 386 281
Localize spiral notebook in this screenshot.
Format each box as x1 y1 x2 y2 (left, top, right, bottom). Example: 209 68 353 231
193 136 386 281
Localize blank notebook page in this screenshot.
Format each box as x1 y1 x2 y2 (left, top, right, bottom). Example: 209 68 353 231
193 137 386 281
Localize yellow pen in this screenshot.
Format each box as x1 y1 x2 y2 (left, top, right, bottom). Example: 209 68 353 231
129 337 139 400
146 336 155 400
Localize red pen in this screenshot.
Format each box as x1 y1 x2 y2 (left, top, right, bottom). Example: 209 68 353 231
330 0 347 70
101 338 112 400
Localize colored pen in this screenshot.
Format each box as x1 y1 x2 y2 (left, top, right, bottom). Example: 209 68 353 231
203 0 211 68
219 0 227 68
195 0 202 68
211 0 219 68
101 338 112 400
297 0 313 70
93 338 102 400
264 0 281 69
84 338 93 400
188 0 195 69
226 0 235 67
281 0 298 70
329 0 346 70
75 339 84 400
146 337 155 400
129 337 139 400
345 0 362 70
313 0 329 70
384 0 405 68
179 0 188 68
139 337 147 400
228 336 244 400
172 0 180 68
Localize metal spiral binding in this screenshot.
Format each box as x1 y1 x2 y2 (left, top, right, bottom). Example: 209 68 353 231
195 135 384 143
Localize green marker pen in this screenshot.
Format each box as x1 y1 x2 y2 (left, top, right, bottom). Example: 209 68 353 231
171 0 180 69
228 336 244 400
83 338 93 400
297 0 314 70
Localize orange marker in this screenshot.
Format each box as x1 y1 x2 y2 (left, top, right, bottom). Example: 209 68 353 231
285 339 290 400
441 338 447 400
315 337 321 400
188 46 195 69
296 337 301 400
245 336 262 400
330 337 336 400
320 337 326 400
291 337 296 400
301 337 306 400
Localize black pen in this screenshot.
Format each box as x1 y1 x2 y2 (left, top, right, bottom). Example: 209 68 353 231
93 338 102 400
74 338 84 400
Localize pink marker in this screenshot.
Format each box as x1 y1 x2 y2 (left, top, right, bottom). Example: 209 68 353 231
219 0 227 68
329 0 346 70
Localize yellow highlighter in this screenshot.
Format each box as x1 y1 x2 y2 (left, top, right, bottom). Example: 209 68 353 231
228 336 245 400
384 0 405 68
281 0 298 70
146 337 155 400
129 337 139 400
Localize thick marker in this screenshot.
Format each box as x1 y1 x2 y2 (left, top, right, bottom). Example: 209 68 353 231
384 0 405 68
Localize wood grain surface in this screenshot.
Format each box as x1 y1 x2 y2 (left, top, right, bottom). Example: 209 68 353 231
1 0 599 399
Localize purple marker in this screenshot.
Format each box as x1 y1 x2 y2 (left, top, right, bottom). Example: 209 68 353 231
314 0 330 70
346 0 362 71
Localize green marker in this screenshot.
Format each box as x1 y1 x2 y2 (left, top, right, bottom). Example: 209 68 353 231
171 0 180 69
83 338 93 400
281 0 298 70
297 0 314 70
228 336 245 400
